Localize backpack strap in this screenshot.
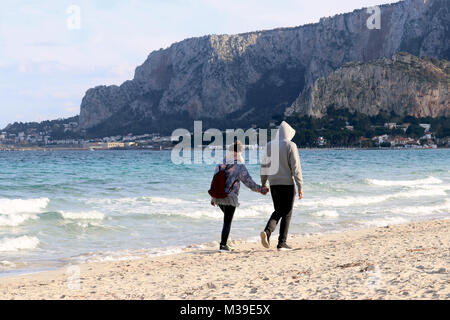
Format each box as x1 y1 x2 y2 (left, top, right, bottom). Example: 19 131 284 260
228 179 239 192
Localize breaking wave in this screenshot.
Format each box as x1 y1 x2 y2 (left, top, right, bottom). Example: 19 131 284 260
388 200 450 215
298 186 448 208
309 210 339 218
0 236 39 252
0 213 38 227
0 198 49 215
365 176 442 187
59 210 105 220
0 198 49 227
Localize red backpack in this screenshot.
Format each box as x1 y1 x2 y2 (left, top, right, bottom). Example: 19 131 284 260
208 164 236 199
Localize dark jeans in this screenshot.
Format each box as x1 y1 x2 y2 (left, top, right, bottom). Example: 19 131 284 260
219 205 236 246
264 185 295 245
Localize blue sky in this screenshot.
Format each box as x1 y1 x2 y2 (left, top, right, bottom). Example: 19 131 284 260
0 0 399 129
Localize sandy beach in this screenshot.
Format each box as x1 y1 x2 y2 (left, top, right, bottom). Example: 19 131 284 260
0 219 448 300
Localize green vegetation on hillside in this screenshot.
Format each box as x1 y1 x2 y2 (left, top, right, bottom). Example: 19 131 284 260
280 106 449 147
3 116 81 139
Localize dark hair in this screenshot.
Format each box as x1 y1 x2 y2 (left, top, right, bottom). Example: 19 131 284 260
230 140 243 153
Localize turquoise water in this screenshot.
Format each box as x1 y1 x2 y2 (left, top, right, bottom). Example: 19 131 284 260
0 149 449 275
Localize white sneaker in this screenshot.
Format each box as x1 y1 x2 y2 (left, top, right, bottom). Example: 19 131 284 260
277 243 293 251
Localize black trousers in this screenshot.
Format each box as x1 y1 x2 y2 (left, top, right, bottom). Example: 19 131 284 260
219 205 236 246
264 185 295 245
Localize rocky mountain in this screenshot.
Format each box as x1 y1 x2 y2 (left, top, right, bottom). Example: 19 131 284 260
286 52 449 118
79 0 449 135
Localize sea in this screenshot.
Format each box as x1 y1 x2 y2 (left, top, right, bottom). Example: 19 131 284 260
0 149 449 276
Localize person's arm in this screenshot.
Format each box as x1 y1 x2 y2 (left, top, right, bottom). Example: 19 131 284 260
288 143 303 192
239 165 263 193
261 173 268 187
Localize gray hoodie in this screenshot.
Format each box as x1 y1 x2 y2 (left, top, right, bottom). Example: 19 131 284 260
260 121 303 190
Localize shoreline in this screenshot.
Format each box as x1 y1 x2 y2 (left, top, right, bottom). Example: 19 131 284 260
1 214 445 280
1 219 448 300
0 147 449 152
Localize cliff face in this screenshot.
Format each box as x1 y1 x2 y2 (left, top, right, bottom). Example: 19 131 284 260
79 0 450 133
286 53 449 118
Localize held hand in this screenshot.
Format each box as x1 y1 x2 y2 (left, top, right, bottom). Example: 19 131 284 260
261 186 269 195
298 189 303 200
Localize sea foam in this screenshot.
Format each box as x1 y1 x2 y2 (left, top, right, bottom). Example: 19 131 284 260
0 198 48 227
0 236 39 252
388 200 450 215
310 210 339 218
0 260 17 269
67 246 184 264
366 176 442 187
0 213 38 227
59 210 105 220
88 196 188 206
298 186 447 208
362 217 409 227
0 198 49 215
153 204 271 220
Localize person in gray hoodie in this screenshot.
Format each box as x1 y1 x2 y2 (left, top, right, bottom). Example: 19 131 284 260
260 121 303 250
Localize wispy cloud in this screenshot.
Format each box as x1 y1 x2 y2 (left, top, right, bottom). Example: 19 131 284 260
26 41 70 47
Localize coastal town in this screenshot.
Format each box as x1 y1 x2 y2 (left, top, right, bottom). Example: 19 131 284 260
0 119 447 151
315 122 443 149
0 129 175 151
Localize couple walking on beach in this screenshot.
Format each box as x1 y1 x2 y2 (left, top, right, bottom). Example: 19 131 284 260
209 121 303 252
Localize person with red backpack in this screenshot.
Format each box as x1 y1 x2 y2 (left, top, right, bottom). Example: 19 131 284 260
209 141 269 252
